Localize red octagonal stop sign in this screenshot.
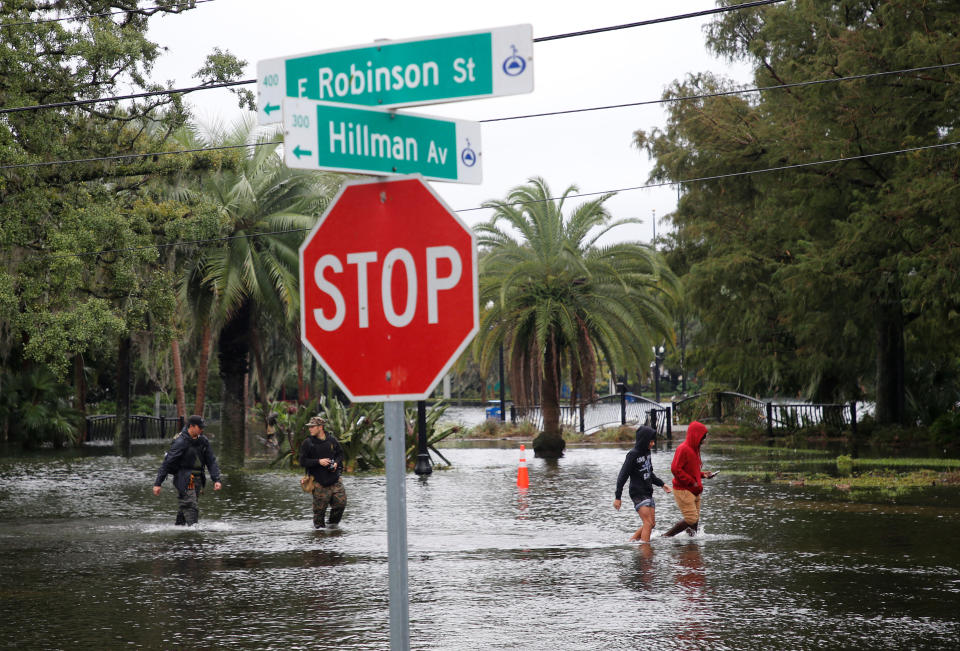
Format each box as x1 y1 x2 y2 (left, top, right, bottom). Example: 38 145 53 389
299 176 478 402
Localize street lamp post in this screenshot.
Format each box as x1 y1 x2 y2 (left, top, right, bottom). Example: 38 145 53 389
414 401 432 476
498 342 506 422
653 345 665 403
617 379 627 425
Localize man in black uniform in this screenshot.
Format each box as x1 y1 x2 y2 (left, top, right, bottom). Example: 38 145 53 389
298 415 346 529
153 415 222 525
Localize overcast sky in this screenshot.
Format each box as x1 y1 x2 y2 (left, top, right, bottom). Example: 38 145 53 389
147 0 752 245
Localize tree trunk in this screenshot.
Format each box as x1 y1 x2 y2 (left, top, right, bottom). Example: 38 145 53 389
171 339 187 421
74 355 87 443
874 284 906 425
296 338 305 404
532 338 565 458
115 336 132 457
218 301 251 467
249 323 268 407
194 321 212 418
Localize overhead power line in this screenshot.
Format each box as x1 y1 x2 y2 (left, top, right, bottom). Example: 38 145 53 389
459 140 960 211
533 0 787 42
45 139 960 259
2 0 789 116
0 141 282 171
480 62 960 123
0 0 216 28
5 61 957 172
3 59 955 122
0 79 253 116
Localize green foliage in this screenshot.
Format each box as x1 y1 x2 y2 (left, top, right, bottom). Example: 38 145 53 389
637 0 960 422
0 367 82 448
255 399 317 467
464 419 538 439
263 398 463 472
474 177 680 449
836 454 854 477
163 118 342 467
324 398 385 472
403 401 462 464
0 2 251 381
264 397 385 472
929 412 960 448
193 47 256 111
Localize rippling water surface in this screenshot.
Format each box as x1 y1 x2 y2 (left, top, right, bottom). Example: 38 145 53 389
1 443 958 649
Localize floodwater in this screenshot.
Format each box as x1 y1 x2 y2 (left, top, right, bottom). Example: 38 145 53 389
1 442 958 650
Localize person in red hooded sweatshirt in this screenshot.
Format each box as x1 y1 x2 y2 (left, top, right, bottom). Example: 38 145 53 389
663 421 717 537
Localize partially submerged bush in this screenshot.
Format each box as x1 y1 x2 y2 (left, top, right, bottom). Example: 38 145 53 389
836 454 854 477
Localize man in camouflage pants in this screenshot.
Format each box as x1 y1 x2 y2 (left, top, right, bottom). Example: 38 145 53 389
298 415 347 529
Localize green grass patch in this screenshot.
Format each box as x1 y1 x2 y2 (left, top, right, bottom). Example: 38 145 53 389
710 443 834 457
852 457 960 469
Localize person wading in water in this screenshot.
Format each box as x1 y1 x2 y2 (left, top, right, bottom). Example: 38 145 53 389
298 415 347 529
614 425 672 542
662 421 717 537
152 415 222 526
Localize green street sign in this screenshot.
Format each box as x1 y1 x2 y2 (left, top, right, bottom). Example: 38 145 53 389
283 99 482 184
258 24 532 124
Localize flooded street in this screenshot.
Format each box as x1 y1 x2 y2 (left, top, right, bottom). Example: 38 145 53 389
1 442 958 649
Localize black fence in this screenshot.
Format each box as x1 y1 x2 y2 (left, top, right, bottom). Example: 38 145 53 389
509 392 674 439
672 392 857 436
84 415 183 445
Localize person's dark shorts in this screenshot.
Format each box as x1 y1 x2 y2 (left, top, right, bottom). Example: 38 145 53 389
632 496 655 511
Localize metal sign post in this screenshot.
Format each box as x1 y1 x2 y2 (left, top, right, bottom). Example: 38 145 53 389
384 401 410 650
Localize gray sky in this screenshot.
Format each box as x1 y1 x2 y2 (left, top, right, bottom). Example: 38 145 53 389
148 0 751 245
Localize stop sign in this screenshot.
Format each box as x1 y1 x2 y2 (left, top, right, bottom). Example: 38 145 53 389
299 176 479 402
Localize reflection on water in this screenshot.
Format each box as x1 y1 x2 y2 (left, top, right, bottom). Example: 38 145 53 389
0 446 958 649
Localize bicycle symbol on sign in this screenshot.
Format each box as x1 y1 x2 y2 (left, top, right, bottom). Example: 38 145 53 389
502 45 526 77
460 139 477 167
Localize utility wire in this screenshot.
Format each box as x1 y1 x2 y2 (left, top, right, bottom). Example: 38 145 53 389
1 0 788 116
480 62 960 123
0 79 252 115
3 59 955 120
0 141 281 171
0 0 215 28
43 139 960 259
5 61 958 171
458 140 960 211
533 0 786 42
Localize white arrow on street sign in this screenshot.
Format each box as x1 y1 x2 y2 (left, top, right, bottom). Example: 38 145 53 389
258 24 532 124
283 99 482 184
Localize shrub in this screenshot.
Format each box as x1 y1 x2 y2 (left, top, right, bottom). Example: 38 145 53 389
929 411 960 448
836 454 853 477
0 367 82 448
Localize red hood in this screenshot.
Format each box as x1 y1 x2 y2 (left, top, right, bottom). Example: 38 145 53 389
685 421 708 451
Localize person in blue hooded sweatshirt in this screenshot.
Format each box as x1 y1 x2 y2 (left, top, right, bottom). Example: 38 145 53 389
613 425 672 542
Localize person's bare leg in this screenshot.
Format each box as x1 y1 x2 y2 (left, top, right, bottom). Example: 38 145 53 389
631 506 655 542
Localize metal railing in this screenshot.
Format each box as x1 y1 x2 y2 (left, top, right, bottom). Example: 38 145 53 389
509 392 673 439
672 392 857 436
84 414 183 445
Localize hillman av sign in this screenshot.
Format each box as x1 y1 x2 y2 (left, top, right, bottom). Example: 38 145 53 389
283 99 481 183
258 24 533 124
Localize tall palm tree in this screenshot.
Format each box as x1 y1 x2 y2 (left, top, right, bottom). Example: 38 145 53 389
168 116 340 466
475 178 679 458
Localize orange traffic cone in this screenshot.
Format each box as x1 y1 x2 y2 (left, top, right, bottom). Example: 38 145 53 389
517 444 529 488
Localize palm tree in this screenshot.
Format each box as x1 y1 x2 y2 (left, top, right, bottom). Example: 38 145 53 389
167 116 340 466
475 178 679 458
